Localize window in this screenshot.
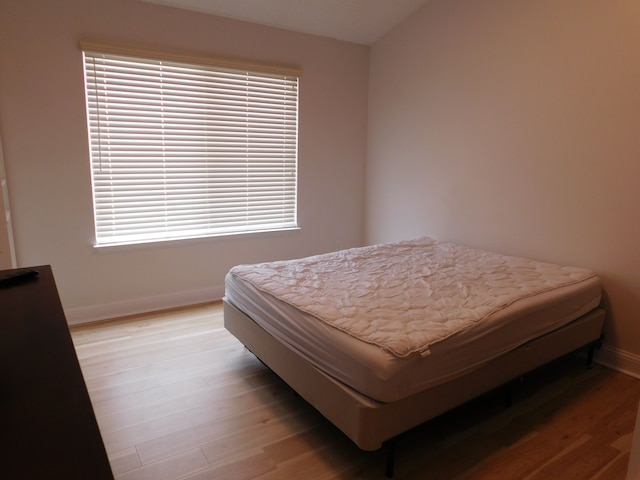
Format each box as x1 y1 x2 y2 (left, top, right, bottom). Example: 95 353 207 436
82 44 300 247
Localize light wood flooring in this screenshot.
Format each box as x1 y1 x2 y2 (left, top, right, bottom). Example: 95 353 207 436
70 302 640 479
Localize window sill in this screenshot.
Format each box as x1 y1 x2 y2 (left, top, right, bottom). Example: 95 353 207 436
92 226 301 253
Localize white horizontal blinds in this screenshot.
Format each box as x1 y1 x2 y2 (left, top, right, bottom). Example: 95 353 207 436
83 49 299 246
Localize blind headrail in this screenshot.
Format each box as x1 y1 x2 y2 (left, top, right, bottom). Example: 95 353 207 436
79 41 303 77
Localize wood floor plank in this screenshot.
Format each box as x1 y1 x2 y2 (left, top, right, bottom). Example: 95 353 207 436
135 390 315 464
70 302 640 480
182 452 276 480
107 448 142 477
261 424 345 465
102 381 303 454
200 409 325 466
95 373 275 435
593 452 632 480
115 448 210 480
527 434 620 479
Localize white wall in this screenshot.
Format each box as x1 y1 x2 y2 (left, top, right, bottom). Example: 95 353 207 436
368 0 640 366
0 0 368 322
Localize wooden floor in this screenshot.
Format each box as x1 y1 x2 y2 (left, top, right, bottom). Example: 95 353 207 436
70 302 640 479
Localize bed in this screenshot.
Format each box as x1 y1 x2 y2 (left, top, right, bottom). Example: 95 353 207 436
223 237 604 475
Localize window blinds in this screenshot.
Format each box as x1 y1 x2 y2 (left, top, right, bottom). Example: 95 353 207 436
82 47 300 247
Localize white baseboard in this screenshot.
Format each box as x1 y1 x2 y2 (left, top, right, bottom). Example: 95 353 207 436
64 285 225 325
596 344 640 379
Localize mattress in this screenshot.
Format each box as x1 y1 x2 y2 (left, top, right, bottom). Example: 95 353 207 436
225 237 602 403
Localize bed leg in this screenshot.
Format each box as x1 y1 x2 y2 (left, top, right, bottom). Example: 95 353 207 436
505 376 524 408
586 336 603 369
586 344 596 369
385 439 396 478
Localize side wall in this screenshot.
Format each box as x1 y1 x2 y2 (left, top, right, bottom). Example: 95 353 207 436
367 0 640 371
0 0 368 322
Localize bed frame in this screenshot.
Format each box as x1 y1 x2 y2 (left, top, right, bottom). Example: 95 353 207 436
224 300 604 476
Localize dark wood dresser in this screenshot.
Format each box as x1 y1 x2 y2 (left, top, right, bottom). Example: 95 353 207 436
0 265 113 479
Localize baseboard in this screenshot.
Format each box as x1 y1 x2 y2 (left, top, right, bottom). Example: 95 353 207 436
596 344 640 379
64 285 225 325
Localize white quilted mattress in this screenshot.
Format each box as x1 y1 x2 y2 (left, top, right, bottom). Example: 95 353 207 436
225 237 602 403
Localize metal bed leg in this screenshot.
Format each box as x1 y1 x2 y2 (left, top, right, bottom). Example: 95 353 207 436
505 376 524 408
586 344 596 369
385 439 396 478
586 335 604 369
505 382 513 408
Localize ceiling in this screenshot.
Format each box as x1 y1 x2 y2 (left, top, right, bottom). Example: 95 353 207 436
137 0 432 45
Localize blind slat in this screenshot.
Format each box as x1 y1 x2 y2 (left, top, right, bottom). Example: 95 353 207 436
83 49 299 247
